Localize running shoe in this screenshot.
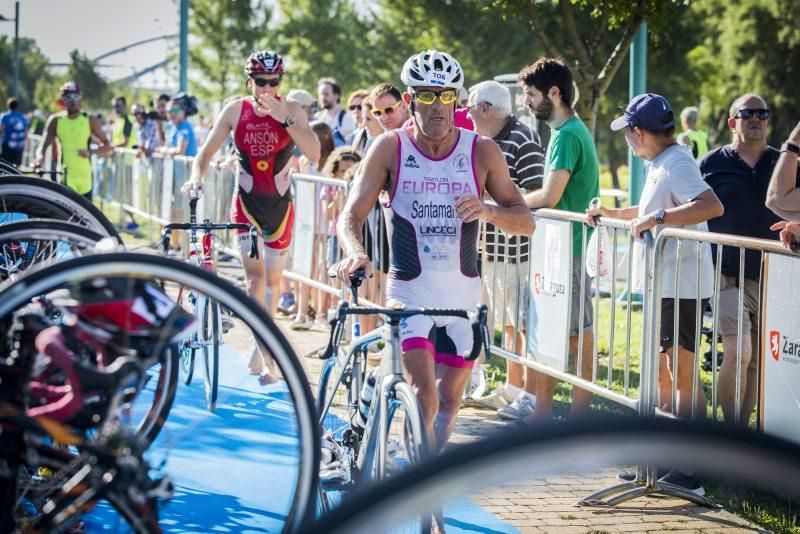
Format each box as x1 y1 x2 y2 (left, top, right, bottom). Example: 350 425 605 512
277 292 296 315
477 385 516 409
496 391 536 420
290 315 313 330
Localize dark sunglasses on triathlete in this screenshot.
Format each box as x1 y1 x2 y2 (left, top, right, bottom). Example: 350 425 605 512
412 89 458 105
349 104 362 111
736 108 770 120
62 93 81 102
251 76 282 88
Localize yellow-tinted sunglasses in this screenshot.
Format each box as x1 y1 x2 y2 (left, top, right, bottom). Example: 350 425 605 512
412 89 458 106
370 100 402 118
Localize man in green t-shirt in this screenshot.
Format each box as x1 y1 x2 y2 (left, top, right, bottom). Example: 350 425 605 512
519 57 600 423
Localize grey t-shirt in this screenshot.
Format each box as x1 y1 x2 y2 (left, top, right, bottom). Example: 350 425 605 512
634 143 714 299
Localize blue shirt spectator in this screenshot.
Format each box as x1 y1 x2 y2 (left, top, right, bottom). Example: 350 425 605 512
1 102 29 151
170 119 197 157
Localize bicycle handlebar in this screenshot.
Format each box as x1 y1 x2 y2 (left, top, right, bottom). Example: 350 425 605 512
321 302 490 363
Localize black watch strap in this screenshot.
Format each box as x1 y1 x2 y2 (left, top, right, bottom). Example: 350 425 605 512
781 141 800 155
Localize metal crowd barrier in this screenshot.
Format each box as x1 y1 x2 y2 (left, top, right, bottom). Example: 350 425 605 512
483 208 649 413
483 208 800 507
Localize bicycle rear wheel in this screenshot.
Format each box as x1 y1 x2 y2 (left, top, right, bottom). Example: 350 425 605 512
0 175 119 238
200 296 220 412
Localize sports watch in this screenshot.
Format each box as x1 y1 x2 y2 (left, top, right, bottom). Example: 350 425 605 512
780 140 800 155
281 115 296 128
653 208 666 225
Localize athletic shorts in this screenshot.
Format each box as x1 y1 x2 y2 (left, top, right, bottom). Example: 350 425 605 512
660 298 709 353
483 260 529 331
715 274 759 338
570 258 593 336
400 314 475 369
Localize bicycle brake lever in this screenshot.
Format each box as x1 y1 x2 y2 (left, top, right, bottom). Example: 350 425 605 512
466 304 490 361
249 227 259 259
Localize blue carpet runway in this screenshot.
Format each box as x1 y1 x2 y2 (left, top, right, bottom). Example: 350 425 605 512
82 343 518 533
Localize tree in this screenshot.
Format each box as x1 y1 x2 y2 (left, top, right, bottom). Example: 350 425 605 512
684 0 800 146
274 0 378 96
0 36 55 111
189 0 272 105
493 0 686 137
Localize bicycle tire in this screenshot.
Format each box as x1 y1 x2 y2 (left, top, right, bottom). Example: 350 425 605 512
201 297 220 412
0 174 119 238
177 286 196 386
0 220 114 283
308 418 800 533
0 252 320 532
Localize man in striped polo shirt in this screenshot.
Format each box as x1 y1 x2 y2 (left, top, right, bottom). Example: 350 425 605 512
467 80 544 418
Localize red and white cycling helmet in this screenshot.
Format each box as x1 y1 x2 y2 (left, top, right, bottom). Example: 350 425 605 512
244 50 284 77
400 50 464 90
59 81 82 97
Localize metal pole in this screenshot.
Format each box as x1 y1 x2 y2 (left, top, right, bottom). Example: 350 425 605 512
627 22 647 205
179 0 188 92
12 1 19 97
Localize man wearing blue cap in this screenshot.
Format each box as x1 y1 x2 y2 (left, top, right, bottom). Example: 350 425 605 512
587 92 723 495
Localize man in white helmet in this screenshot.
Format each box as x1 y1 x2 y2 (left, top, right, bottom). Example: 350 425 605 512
336 50 535 453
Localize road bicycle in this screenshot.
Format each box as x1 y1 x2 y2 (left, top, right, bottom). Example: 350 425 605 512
316 269 490 529
161 192 258 412
0 278 188 531
0 252 321 532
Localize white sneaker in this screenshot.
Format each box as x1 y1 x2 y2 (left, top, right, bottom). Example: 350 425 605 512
496 391 536 420
314 318 331 331
477 387 514 409
290 315 313 330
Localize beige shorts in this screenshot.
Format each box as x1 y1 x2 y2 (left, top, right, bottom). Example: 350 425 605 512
483 260 529 331
715 274 759 337
570 258 594 336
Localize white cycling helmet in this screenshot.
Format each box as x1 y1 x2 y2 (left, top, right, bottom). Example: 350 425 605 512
400 50 464 90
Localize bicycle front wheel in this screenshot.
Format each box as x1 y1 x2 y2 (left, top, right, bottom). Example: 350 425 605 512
200 296 220 412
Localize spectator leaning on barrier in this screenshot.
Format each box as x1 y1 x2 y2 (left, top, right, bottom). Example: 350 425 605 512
676 106 709 159
151 93 171 147
0 97 29 166
111 96 136 150
131 104 159 158
344 89 368 145
467 80 545 419
159 93 198 157
34 81 113 201
589 93 724 421
316 77 355 146
700 93 798 425
519 57 600 423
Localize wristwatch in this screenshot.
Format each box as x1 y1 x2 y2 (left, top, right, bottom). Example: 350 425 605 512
780 140 800 155
653 208 666 225
281 115 296 128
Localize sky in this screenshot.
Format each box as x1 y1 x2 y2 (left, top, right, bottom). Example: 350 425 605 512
0 0 181 89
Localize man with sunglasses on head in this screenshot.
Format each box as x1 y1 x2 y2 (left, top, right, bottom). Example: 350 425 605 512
336 50 534 457
700 94 799 425
33 81 113 200
181 50 320 385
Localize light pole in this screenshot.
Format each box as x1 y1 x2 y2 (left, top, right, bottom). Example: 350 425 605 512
0 1 20 97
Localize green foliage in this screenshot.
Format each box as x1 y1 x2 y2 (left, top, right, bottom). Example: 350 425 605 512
188 0 273 105
683 0 800 145
0 36 55 112
274 0 379 96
